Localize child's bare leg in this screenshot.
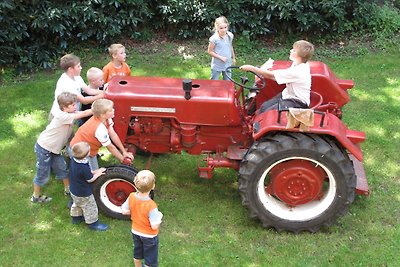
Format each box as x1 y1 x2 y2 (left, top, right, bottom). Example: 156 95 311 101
33 184 41 198
133 258 142 267
62 178 70 195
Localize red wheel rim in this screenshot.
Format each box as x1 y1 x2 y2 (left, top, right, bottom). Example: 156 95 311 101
266 159 326 206
105 180 136 206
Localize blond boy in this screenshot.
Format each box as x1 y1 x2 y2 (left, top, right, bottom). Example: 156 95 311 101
102 44 131 83
122 170 163 267
70 99 133 170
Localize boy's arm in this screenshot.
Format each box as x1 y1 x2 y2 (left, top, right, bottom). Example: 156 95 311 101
77 91 104 105
240 65 275 80
82 85 103 96
121 197 131 215
149 208 163 230
108 126 134 161
73 109 93 120
87 167 106 183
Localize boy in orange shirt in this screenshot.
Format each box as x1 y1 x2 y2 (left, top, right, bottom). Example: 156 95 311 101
70 99 133 170
122 170 163 267
102 43 131 84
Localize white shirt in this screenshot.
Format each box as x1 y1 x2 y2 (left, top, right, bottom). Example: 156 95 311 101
273 62 311 105
50 73 86 116
37 111 75 154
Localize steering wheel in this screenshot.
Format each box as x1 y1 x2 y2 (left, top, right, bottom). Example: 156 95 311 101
226 66 266 90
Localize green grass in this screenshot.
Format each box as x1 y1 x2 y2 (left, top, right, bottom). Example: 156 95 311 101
0 39 399 267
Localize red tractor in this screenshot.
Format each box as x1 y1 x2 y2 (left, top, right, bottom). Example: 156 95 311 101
92 61 369 233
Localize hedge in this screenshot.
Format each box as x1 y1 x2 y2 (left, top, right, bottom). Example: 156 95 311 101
0 0 399 73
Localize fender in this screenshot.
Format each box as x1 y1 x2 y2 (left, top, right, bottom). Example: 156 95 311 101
252 109 366 161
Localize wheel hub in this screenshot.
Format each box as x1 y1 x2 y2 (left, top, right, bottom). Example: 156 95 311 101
266 160 326 206
105 180 136 206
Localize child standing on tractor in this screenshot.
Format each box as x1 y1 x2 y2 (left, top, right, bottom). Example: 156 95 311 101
207 16 236 80
79 67 105 126
121 170 163 267
31 92 92 203
69 141 108 231
69 99 133 170
240 40 315 112
50 54 104 119
102 43 131 84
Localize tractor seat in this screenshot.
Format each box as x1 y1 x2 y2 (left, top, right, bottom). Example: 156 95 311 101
309 91 323 110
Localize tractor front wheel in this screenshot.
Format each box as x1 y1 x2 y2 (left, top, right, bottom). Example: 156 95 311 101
238 133 356 233
93 165 138 220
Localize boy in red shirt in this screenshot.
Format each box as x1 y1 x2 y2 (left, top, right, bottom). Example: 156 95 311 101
122 170 163 267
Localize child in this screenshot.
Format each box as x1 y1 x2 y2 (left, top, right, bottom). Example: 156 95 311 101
102 43 131 84
121 170 163 267
50 54 104 119
69 99 133 170
240 40 315 112
80 67 105 125
31 92 93 203
207 16 236 80
69 141 108 231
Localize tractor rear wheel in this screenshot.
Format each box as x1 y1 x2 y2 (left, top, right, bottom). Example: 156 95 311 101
238 133 356 233
93 165 138 220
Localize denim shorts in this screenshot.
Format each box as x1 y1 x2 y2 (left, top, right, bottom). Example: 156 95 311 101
33 143 68 186
211 68 232 80
132 233 159 267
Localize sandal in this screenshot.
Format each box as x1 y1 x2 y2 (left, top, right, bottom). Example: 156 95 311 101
31 195 52 203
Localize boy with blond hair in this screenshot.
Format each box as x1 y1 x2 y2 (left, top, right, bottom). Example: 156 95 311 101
31 92 92 203
122 170 163 267
50 54 104 119
102 43 131 83
80 67 105 125
240 40 315 112
70 99 133 170
69 141 108 231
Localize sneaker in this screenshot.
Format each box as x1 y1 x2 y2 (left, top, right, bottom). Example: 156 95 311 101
87 220 109 231
64 189 71 196
71 215 85 224
31 195 52 203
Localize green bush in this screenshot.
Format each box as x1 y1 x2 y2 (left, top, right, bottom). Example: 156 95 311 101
1 0 399 75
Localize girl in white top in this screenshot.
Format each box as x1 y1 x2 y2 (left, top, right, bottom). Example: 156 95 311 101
207 16 236 80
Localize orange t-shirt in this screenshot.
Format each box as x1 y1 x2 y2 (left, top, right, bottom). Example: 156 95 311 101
128 194 159 237
103 62 131 83
70 117 111 157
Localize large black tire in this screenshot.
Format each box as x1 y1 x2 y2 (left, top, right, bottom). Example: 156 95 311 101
238 133 356 233
93 165 138 220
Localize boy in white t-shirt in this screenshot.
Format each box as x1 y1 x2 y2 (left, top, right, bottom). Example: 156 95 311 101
31 92 92 203
49 54 104 119
240 40 315 112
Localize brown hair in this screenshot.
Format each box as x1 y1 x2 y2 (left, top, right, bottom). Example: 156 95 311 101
293 40 315 63
57 92 77 111
134 170 155 193
60 54 80 71
71 142 90 159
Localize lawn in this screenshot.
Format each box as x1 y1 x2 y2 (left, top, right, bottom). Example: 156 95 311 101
0 38 399 267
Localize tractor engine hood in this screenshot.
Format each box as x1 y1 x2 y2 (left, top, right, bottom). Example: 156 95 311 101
106 76 241 126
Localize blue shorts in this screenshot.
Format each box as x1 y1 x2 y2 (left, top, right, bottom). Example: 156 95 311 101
132 233 159 267
33 143 68 186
